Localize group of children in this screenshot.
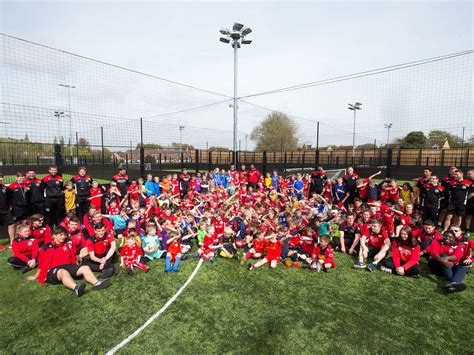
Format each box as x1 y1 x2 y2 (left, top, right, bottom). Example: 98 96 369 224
4 164 473 296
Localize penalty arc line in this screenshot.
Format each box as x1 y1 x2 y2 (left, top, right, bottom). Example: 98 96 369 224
106 258 204 355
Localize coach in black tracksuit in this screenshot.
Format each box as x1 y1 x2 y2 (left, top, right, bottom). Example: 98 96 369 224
71 167 92 222
41 166 64 227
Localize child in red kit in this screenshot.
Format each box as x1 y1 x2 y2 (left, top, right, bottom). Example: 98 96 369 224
89 180 103 212
241 230 267 264
8 224 38 273
248 232 290 270
120 235 149 275
311 234 336 272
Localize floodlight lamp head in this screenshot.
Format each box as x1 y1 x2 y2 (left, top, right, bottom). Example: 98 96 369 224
220 36 230 44
233 22 244 31
230 31 241 40
241 27 252 36
241 38 252 45
220 28 230 35
355 102 362 106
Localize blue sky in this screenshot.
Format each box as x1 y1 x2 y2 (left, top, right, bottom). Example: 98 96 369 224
1 0 473 148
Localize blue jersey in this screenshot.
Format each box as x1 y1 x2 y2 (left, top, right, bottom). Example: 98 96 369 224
334 184 346 201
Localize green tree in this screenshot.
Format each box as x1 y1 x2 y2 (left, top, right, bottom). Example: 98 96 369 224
78 137 90 149
208 146 230 151
357 143 377 149
144 155 157 164
428 130 462 148
399 131 427 148
138 143 163 149
171 142 195 151
250 112 298 151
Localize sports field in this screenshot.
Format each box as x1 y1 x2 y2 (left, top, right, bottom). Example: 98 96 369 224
0 237 472 354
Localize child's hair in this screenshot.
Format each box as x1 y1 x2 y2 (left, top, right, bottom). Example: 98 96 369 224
65 181 73 187
320 234 331 243
16 172 26 178
169 231 179 238
371 219 382 226
69 216 79 224
52 226 67 235
16 224 29 234
94 222 106 230
128 228 137 236
30 213 44 222
127 235 136 241
423 219 435 226
146 224 156 234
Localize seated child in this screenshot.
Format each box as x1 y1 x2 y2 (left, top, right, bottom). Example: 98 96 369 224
8 224 38 273
354 219 390 271
311 234 336 272
120 235 149 275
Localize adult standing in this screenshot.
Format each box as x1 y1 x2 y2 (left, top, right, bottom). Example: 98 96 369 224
443 169 472 231
247 164 261 190
71 167 91 222
41 166 64 227
310 166 327 195
0 173 15 248
343 166 359 204
25 170 44 216
111 168 129 198
178 168 191 198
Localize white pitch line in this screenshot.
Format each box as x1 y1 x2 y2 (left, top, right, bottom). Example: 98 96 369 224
106 258 204 355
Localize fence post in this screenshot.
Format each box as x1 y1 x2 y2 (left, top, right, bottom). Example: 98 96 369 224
36 154 40 166
180 152 184 170
100 126 105 167
195 149 199 173
159 153 162 171
344 150 348 166
125 154 129 170
386 148 393 178
140 117 145 178
54 143 62 170
441 149 445 166
262 151 267 177
284 151 288 172
75 132 79 164
208 150 212 171
315 149 320 166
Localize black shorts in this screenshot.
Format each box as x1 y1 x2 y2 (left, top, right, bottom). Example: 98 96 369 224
12 206 29 221
46 264 82 285
367 246 381 259
0 209 14 226
447 203 466 217
466 200 474 216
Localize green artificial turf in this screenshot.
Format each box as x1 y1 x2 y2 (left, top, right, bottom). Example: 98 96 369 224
0 239 472 354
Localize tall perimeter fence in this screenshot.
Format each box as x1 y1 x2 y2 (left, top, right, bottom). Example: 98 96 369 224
1 33 473 182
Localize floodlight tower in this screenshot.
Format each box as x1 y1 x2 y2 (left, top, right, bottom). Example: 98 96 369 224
219 22 253 165
348 102 362 166
384 123 393 147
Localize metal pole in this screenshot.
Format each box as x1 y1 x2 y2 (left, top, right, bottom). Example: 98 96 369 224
67 87 72 157
75 132 79 163
461 126 465 166
316 121 320 150
179 126 184 153
245 134 248 152
233 41 239 165
100 126 104 166
352 109 356 166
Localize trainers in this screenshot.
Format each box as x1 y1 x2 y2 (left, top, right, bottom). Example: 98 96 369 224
354 261 366 269
367 263 377 272
21 266 31 274
100 268 114 279
0 244 5 252
315 263 322 273
92 278 111 291
247 264 254 271
209 257 215 263
182 254 189 260
73 282 86 297
127 267 134 276
193 253 200 259
144 266 150 273
283 259 292 268
113 266 120 275
171 266 179 272
164 266 171 272
293 261 302 268
380 266 392 274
